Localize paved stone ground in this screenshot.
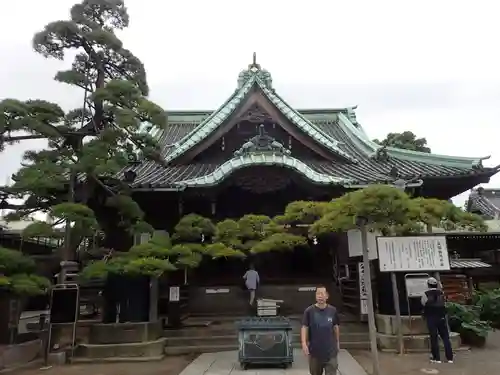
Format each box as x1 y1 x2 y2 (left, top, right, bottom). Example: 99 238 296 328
12 355 194 375
351 330 500 375
11 349 365 375
179 349 366 375
12 332 500 375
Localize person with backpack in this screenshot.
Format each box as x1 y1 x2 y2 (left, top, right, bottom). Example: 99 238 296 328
421 277 453 364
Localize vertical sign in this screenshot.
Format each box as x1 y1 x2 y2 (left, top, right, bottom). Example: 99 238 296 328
347 230 379 259
358 262 368 315
169 286 180 302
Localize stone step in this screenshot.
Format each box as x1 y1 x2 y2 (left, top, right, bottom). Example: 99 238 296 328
188 284 343 316
164 341 370 356
165 322 368 337
76 338 166 359
72 355 165 363
87 322 163 345
164 332 369 347
185 313 359 324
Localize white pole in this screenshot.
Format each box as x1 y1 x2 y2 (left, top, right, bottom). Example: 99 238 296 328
360 221 381 375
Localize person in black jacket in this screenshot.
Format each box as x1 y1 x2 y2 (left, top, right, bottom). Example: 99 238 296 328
421 277 453 364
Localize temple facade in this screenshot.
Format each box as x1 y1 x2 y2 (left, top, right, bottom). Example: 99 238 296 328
113 56 499 315
123 55 497 227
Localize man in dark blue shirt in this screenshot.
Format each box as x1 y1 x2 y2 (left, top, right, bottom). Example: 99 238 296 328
301 285 340 375
421 277 453 364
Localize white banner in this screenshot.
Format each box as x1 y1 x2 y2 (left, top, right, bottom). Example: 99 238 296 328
405 275 430 297
169 286 180 302
377 236 450 272
358 262 368 315
347 230 379 260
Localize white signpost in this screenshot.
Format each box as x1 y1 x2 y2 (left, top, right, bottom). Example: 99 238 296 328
376 235 450 355
377 235 450 272
347 229 379 259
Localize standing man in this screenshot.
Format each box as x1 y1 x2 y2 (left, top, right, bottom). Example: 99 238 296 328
243 264 259 306
421 277 453 364
301 285 340 375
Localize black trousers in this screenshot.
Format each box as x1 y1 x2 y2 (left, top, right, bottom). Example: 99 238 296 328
426 315 453 361
309 356 338 375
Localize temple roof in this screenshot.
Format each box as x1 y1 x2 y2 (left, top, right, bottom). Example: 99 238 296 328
467 188 500 219
125 55 499 192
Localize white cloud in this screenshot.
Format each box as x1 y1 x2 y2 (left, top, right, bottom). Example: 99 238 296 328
1 0 499 208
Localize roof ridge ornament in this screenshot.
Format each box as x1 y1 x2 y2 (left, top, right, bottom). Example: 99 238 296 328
248 52 261 71
237 52 273 89
234 124 291 157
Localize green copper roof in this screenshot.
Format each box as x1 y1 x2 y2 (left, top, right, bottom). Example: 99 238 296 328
163 58 355 164
336 112 489 168
164 77 255 163
255 77 357 162
173 153 353 188
149 55 493 177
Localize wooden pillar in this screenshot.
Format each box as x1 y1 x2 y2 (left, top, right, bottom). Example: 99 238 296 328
178 196 184 216
211 198 217 216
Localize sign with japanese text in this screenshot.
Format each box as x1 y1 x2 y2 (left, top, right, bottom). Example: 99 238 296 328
377 236 450 272
358 262 368 315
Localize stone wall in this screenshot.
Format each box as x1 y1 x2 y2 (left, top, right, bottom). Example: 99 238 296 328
0 339 41 370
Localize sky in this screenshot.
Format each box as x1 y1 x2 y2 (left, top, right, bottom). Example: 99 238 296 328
1 0 500 208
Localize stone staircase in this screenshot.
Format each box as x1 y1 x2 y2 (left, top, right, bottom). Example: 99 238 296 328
188 283 344 316
164 314 370 355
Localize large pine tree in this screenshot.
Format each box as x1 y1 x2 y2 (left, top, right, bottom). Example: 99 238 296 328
0 0 164 262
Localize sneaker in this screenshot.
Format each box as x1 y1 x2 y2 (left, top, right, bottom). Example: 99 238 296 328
430 360 442 364
447 360 454 364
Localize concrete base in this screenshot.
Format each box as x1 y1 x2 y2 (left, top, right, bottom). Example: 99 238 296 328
0 339 41 370
377 332 461 352
376 313 428 335
376 313 462 352
47 351 66 366
76 337 166 359
88 321 163 344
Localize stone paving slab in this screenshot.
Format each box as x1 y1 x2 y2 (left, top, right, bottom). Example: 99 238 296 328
179 349 367 375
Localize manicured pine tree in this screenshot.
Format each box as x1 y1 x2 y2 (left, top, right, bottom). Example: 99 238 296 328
0 0 165 263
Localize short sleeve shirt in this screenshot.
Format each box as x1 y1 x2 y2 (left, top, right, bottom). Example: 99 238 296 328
243 270 259 290
302 304 339 360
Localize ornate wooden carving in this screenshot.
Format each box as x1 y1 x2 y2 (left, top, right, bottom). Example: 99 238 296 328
232 167 292 193
238 104 272 123
372 147 389 162
234 124 291 156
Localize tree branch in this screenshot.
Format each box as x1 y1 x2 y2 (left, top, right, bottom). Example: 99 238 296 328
3 134 49 142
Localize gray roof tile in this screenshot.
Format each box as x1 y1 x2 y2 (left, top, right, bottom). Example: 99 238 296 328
467 188 500 219
128 117 497 189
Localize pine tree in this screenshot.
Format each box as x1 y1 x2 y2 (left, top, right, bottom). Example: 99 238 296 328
0 0 165 262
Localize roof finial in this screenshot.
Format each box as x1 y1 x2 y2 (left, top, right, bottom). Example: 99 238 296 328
249 52 261 70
